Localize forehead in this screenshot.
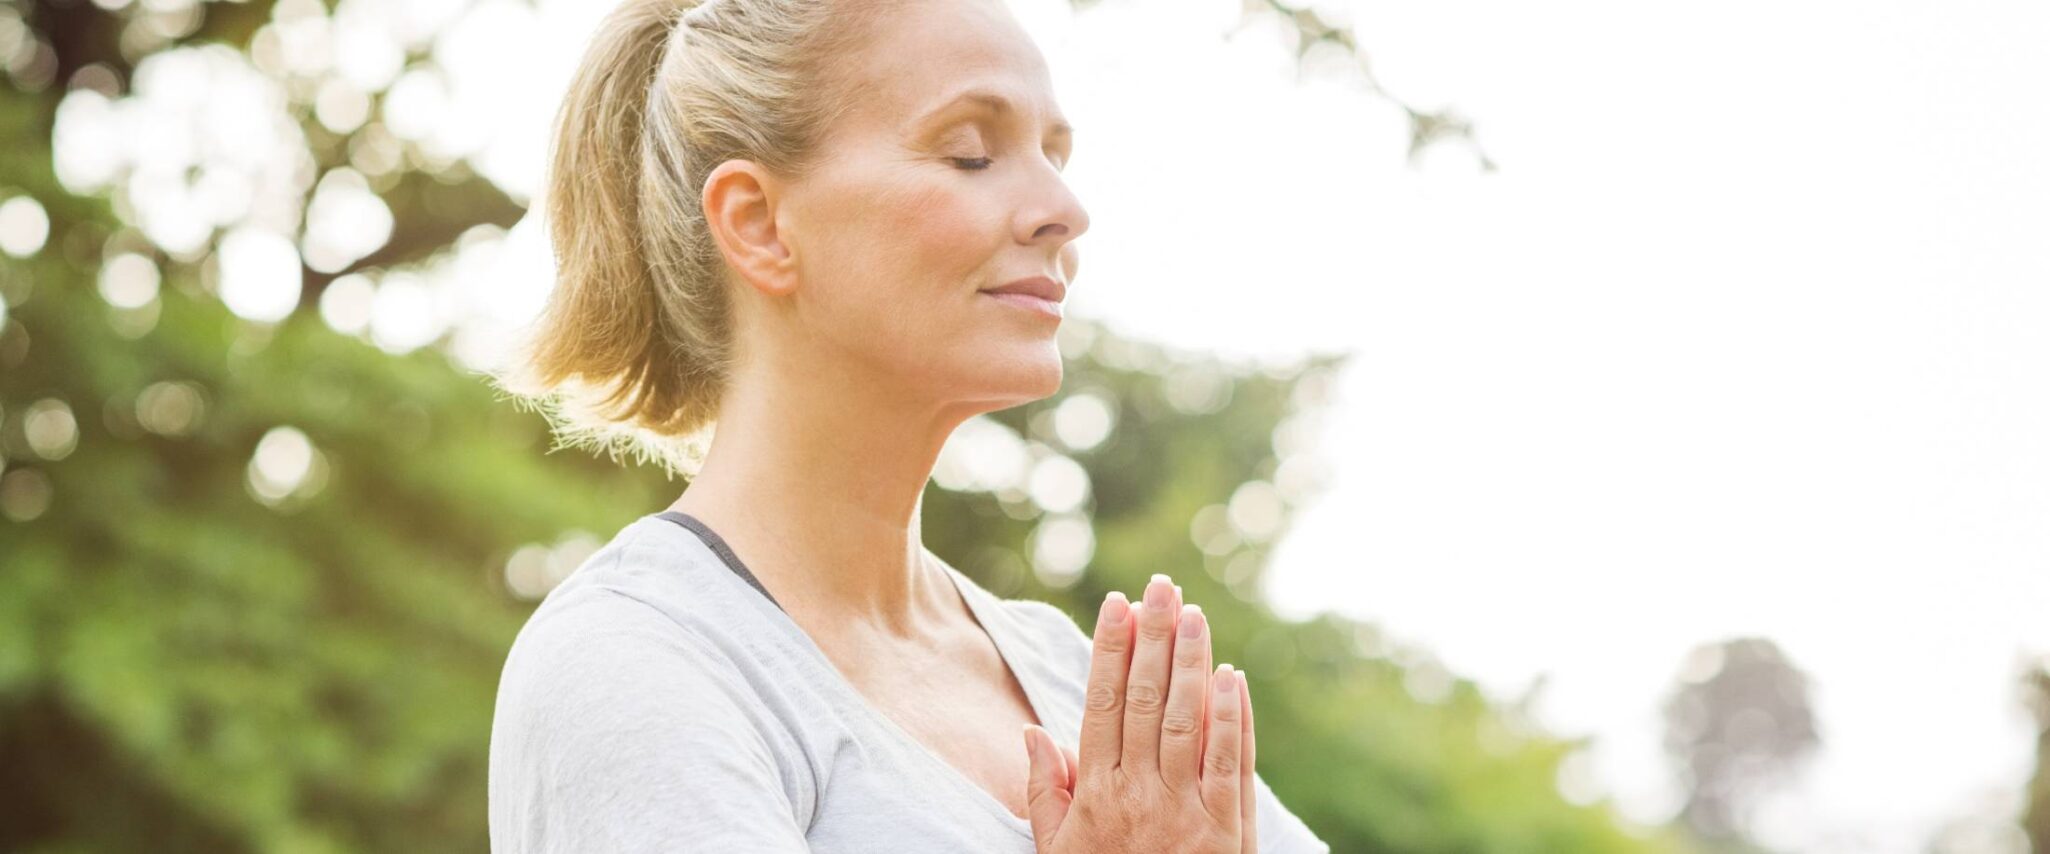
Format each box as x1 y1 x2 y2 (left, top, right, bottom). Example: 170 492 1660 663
835 0 1064 132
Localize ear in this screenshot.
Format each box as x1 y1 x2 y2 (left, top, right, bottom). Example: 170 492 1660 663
701 159 799 298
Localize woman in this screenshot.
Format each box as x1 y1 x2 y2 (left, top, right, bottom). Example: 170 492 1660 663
487 0 1330 851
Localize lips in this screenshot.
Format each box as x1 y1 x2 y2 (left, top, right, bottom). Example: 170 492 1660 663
980 275 1067 304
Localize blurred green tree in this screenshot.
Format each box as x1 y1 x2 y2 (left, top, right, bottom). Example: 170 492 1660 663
2 0 1687 851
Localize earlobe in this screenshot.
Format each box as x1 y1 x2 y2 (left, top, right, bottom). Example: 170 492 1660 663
701 160 799 297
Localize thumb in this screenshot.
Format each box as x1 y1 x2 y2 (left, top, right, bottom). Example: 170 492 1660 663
1022 724 1072 852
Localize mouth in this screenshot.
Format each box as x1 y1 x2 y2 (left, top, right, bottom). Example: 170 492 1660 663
980 290 1063 319
979 275 1067 320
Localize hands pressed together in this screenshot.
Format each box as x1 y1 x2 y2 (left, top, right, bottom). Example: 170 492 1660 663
1021 574 1258 854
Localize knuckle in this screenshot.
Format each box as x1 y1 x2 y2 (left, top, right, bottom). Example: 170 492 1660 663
1137 619 1176 642
1101 768 1144 805
1205 748 1239 779
1212 697 1239 722
1116 779 1164 813
1085 683 1122 714
1160 710 1202 740
1124 682 1165 715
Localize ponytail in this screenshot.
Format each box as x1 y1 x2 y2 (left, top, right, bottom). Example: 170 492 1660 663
495 0 898 477
490 0 704 478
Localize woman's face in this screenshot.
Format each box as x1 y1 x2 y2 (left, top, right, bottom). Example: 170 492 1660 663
773 0 1089 415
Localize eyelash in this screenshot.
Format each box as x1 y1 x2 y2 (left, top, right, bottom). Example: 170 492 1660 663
949 155 1069 173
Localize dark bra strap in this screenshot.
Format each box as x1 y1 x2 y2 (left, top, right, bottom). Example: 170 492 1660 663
653 511 788 614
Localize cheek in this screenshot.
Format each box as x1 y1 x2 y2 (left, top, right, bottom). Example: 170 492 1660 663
799 174 1007 376
806 175 988 302
838 179 991 329
874 183 994 371
873 179 990 283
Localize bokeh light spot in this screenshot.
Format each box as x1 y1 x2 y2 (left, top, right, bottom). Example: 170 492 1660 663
136 381 206 437
23 398 79 461
0 195 50 257
932 415 1030 493
319 272 376 334
0 468 52 522
1188 503 1239 556
1227 480 1285 542
1029 513 1093 588
504 532 599 600
98 252 162 309
1051 391 1114 451
301 167 392 273
217 227 303 322
368 271 441 353
1026 454 1090 515
246 425 327 506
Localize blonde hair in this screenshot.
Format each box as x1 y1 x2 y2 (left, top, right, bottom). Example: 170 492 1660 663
493 0 894 478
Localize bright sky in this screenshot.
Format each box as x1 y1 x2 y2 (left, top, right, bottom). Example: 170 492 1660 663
1037 0 2050 850
1001 0 2050 850
417 0 2050 849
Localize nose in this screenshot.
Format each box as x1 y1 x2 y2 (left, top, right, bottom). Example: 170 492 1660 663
1020 157 1090 249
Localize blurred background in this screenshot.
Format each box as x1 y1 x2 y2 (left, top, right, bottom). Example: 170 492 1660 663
1 0 2045 851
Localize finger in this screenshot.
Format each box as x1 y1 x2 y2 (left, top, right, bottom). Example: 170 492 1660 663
1159 603 1211 792
1239 670 1257 854
1200 663 1243 827
1023 724 1072 851
1180 577 1197 737
1122 574 1180 777
1177 583 1204 755
1078 591 1132 781
1197 600 1213 765
1061 742 1080 795
1169 581 1192 747
1175 582 1196 733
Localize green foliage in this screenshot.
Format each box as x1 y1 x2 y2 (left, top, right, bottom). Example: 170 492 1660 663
0 185 664 853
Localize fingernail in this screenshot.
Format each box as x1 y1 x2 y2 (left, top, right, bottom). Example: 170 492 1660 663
1099 591 1129 627
1145 575 1172 608
1216 663 1237 696
1178 604 1205 638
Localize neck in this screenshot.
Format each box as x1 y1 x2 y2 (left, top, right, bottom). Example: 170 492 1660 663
668 348 983 639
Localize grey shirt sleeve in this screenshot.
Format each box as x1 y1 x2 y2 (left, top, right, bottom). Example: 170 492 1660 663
488 587 812 853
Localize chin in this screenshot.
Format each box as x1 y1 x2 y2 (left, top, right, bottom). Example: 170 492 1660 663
971 344 1065 409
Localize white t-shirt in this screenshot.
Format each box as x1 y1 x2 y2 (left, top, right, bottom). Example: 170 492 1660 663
488 511 1331 853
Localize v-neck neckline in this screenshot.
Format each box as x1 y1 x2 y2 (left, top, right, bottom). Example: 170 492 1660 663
649 512 1048 839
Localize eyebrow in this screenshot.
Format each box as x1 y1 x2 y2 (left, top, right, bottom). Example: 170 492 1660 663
919 87 1074 139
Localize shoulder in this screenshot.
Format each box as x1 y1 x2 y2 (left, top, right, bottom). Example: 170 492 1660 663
489 517 798 781
501 515 783 676
492 561 758 759
489 521 819 848
496 523 717 691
